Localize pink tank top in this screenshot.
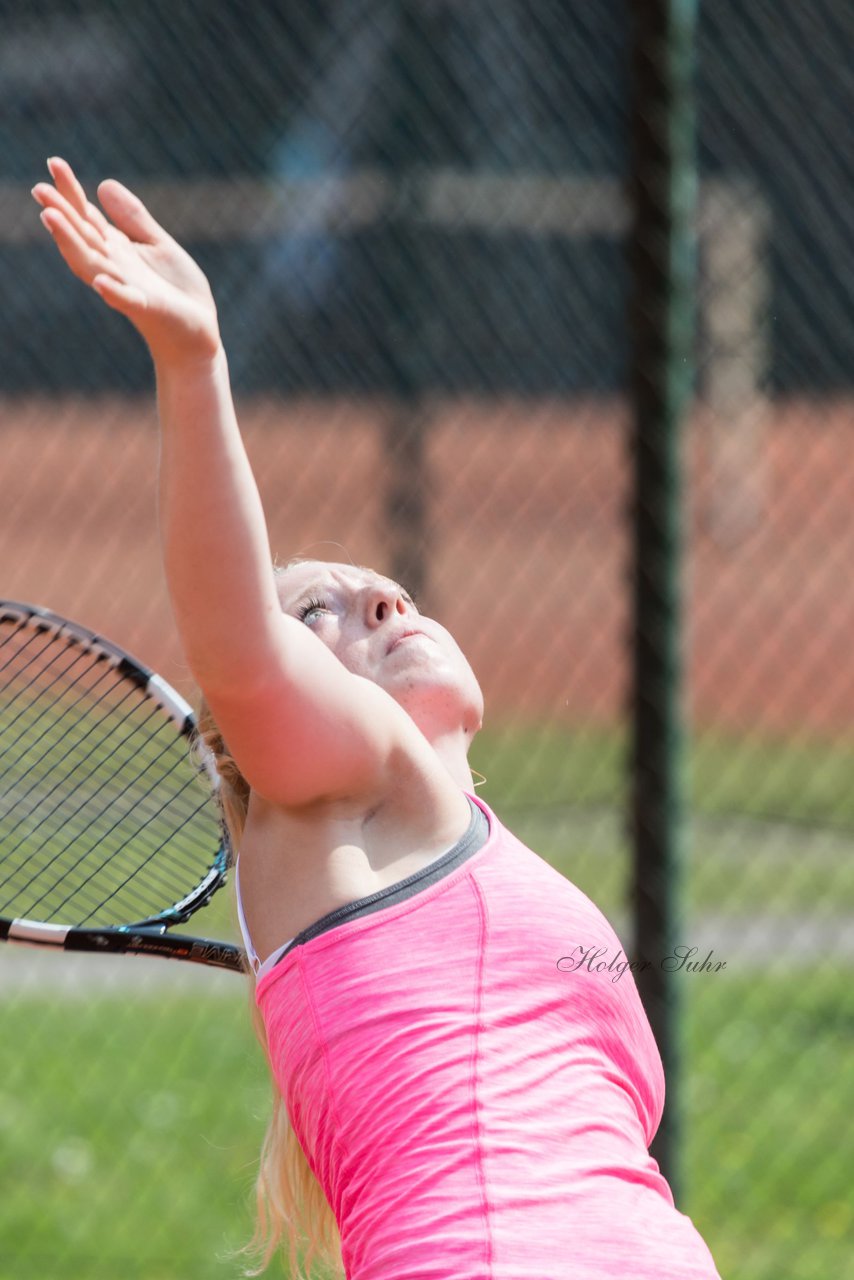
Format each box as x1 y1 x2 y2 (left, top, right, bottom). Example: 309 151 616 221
255 795 721 1279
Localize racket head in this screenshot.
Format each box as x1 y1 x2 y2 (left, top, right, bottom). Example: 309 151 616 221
0 601 231 933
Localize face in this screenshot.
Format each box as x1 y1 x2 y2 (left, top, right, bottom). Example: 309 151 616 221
275 561 484 738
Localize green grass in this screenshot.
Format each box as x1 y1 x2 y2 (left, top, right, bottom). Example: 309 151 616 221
1 968 851 1279
470 724 854 920
2 720 853 1278
472 721 854 828
0 992 269 1280
497 803 854 919
682 967 854 1280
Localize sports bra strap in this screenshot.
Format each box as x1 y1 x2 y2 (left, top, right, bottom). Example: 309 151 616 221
235 861 293 976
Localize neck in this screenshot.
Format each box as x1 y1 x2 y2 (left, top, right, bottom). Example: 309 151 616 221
426 726 476 791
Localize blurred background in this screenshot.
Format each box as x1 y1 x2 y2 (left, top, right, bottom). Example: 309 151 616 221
1 1 852 1277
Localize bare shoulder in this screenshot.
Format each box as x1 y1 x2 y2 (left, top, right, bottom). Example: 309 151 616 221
235 744 473 959
246 733 472 875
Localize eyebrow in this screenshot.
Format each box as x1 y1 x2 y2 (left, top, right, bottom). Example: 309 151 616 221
286 578 336 609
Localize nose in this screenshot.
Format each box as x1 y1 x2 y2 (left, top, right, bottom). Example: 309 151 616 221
365 582 408 627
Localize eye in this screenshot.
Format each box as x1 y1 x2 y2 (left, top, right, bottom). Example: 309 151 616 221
296 596 328 626
400 588 418 611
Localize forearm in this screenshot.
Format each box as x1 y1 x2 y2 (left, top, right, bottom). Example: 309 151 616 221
155 346 282 691
33 159 289 695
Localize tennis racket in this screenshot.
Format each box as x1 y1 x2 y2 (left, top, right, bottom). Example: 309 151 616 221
0 601 245 973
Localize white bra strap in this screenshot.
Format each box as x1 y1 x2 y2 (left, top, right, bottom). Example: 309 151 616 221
234 859 260 975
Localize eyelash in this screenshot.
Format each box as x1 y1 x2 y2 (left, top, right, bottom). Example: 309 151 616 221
297 596 328 623
296 587 416 623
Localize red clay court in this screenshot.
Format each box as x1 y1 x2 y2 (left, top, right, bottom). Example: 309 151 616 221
3 394 854 739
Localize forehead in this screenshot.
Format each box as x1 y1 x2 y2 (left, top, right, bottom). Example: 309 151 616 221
275 561 393 608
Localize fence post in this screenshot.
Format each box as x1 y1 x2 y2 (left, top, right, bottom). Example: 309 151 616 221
381 5 431 602
627 0 698 1199
382 400 430 601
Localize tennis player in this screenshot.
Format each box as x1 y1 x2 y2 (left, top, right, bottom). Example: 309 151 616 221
33 157 721 1280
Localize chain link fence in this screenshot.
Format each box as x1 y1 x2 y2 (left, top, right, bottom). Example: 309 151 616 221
0 2 851 1277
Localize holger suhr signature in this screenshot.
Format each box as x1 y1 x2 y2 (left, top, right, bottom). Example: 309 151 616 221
557 945 726 982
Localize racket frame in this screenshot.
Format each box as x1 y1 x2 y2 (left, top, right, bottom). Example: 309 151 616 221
0 600 246 973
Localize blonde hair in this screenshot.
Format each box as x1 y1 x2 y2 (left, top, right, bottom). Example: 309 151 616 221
196 699 343 1279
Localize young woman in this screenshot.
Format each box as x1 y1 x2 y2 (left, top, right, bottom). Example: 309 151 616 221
33 157 721 1280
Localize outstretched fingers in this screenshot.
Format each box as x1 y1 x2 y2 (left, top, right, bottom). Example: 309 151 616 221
38 204 122 289
41 205 150 321
33 182 109 256
34 157 166 253
85 199 112 239
34 162 140 297
34 155 222 360
43 157 113 243
46 157 92 222
96 179 166 247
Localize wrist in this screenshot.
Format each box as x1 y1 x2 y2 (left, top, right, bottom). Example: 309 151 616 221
153 340 228 388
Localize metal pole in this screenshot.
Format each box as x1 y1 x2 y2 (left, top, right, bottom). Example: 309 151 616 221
627 0 698 1198
382 5 431 603
382 401 430 601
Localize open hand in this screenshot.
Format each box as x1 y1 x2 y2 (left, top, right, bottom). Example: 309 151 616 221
33 157 222 370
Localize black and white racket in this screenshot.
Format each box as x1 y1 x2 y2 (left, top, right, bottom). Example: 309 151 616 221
0 601 245 973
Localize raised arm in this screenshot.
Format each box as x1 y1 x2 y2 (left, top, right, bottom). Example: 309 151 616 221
32 159 410 806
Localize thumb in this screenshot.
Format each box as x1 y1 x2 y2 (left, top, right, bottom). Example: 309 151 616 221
97 180 165 246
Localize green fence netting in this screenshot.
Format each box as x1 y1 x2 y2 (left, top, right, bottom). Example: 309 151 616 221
0 3 851 1278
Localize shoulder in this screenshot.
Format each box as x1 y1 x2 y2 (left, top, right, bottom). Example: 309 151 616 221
236 752 473 956
204 657 441 811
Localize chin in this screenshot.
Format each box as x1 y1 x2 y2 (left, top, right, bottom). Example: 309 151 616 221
395 679 483 740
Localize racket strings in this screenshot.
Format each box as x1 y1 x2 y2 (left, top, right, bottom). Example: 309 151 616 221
61 784 221 928
0 656 164 884
2 686 200 878
0 617 225 928
0 664 144 833
0 630 99 767
0 636 149 835
12 733 213 922
35 761 216 924
6 749 218 925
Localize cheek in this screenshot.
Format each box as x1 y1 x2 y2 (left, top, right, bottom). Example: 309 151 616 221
305 617 345 657
436 631 474 674
328 630 371 674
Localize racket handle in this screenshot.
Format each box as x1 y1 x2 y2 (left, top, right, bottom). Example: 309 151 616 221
2 918 246 973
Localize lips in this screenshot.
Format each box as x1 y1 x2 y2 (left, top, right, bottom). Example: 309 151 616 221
386 628 430 655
